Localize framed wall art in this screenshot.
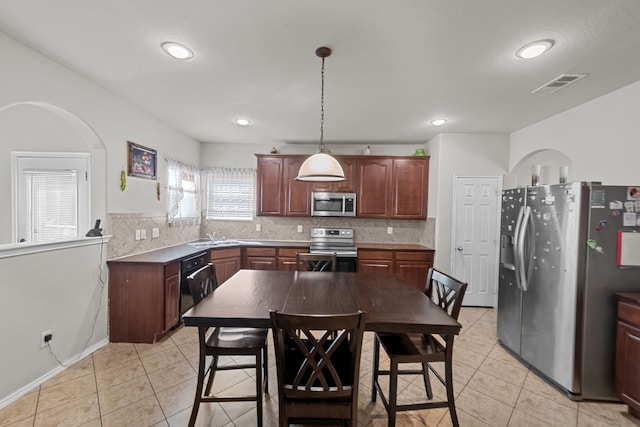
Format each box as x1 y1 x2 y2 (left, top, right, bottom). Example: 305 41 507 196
127 141 157 180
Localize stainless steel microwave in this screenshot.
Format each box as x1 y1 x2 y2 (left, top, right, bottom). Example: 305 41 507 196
311 192 356 217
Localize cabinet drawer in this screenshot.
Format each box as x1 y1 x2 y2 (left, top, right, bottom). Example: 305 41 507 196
395 251 433 262
211 247 241 259
279 248 308 257
358 250 393 260
165 262 179 277
246 247 277 257
619 302 640 327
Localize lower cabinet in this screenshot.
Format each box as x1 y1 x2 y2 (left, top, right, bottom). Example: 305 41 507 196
357 248 434 291
245 247 277 270
278 248 306 271
395 250 434 291
108 260 180 343
357 250 394 273
211 247 241 284
615 294 640 420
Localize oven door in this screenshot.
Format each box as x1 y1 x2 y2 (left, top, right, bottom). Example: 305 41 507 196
336 256 357 272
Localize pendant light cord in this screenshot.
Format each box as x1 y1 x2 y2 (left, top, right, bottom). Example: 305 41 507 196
319 56 326 152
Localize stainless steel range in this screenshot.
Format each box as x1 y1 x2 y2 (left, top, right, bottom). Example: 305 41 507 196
310 227 357 271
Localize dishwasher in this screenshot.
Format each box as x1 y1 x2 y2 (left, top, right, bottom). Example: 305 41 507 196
179 251 209 318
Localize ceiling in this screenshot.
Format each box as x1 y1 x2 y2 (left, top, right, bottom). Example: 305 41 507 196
1 0 640 147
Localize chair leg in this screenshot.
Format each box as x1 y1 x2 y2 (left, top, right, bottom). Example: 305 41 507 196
387 359 398 427
255 350 263 427
371 335 380 402
189 327 208 427
204 355 218 396
421 361 434 399
263 342 269 394
445 350 459 427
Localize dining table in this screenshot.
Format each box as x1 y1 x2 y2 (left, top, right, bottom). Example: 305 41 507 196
182 269 461 335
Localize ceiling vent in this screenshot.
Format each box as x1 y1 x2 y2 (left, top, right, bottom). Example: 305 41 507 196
532 73 588 94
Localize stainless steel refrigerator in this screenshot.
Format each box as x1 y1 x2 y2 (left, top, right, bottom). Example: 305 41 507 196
497 181 640 400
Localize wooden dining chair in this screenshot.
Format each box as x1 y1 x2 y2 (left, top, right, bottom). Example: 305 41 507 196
269 310 367 427
186 263 269 427
371 268 468 427
295 252 337 272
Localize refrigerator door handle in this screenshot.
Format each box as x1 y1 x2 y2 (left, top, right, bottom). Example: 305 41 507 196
517 206 532 291
513 206 525 290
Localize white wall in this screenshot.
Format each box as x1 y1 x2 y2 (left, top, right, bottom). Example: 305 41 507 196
510 80 640 185
426 133 510 273
0 32 201 406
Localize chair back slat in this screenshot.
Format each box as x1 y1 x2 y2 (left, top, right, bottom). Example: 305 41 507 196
426 268 468 321
295 253 337 272
270 311 366 400
187 263 219 305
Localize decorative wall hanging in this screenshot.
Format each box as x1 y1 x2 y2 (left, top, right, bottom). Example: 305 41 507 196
120 167 126 191
127 141 157 180
157 182 161 201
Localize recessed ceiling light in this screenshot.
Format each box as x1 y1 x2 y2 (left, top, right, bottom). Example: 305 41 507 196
430 119 447 126
161 42 194 60
515 39 554 59
234 118 252 126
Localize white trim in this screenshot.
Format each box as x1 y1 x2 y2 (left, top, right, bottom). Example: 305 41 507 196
0 235 110 259
0 337 109 410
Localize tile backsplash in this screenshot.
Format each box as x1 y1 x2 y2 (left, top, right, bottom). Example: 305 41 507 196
107 213 435 259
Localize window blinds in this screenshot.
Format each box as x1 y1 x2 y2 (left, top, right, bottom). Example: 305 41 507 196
205 168 255 220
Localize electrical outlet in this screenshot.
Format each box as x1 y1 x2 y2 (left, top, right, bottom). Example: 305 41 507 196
40 330 53 348
387 227 393 235
297 225 303 233
152 228 160 238
256 224 262 232
135 229 141 240
140 229 147 240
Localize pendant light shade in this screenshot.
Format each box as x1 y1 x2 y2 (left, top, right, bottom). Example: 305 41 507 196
296 152 345 181
296 47 345 182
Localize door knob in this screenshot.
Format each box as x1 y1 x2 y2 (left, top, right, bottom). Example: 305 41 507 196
457 246 463 251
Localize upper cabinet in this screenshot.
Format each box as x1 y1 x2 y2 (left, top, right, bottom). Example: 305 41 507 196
256 154 429 219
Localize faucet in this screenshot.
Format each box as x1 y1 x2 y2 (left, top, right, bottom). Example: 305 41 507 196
206 232 216 242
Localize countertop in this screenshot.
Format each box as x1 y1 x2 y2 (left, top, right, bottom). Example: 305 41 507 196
614 293 640 305
107 239 434 265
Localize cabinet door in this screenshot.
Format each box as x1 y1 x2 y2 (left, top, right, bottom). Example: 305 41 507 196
357 259 394 273
357 158 392 217
164 272 179 332
247 257 277 270
616 318 640 414
212 257 241 283
283 156 310 216
395 250 433 290
357 249 394 273
392 158 429 219
256 156 283 216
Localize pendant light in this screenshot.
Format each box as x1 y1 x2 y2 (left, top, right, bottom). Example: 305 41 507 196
295 47 345 182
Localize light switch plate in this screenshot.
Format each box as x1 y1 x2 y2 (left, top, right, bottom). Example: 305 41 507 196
297 225 303 233
256 224 262 232
387 227 393 234
152 228 160 238
140 229 146 240
135 229 141 240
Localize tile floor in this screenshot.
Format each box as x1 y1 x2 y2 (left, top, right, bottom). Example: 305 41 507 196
1 307 639 426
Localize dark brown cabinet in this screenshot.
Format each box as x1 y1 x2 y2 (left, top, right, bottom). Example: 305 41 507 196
211 247 241 284
245 247 277 270
615 293 640 420
256 155 283 216
357 250 394 273
256 154 429 219
277 247 306 271
108 260 180 343
357 158 393 218
357 248 434 290
395 250 434 290
391 158 429 219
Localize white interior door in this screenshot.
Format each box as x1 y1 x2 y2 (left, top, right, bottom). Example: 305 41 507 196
451 176 500 307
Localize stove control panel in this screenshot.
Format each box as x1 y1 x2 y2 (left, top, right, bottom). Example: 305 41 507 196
311 228 353 238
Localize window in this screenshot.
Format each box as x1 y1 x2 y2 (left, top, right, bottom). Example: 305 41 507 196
166 158 201 226
12 152 90 243
204 168 255 221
